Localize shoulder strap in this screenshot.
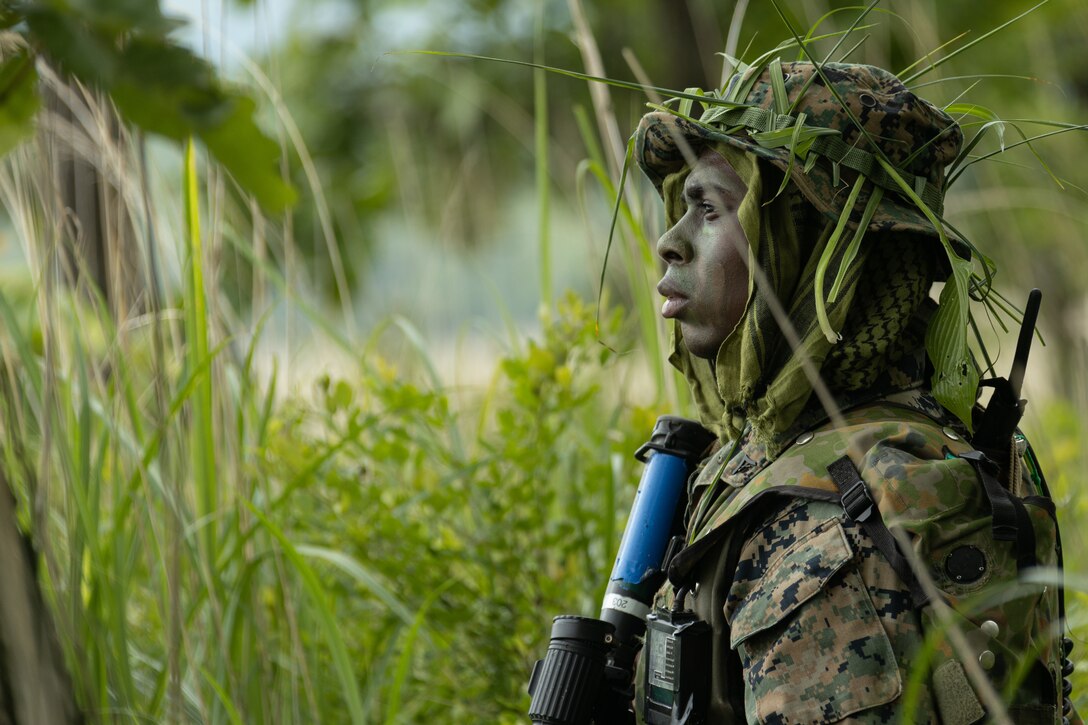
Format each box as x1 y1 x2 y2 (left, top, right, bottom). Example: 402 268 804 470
827 456 930 609
960 450 1037 571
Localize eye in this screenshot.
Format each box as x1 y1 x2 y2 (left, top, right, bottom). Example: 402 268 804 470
699 200 717 216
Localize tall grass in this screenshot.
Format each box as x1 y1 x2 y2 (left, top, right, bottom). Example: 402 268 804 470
0 68 658 724
0 2 1084 723
0 79 390 721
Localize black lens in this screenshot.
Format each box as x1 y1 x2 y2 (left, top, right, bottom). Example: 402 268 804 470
528 616 615 725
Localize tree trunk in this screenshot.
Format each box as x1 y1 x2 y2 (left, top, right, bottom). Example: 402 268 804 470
46 79 145 320
0 472 82 725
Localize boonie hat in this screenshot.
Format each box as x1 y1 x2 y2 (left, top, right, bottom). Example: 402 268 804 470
635 61 964 246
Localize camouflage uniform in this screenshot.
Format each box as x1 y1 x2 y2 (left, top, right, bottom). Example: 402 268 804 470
657 383 1069 723
632 62 1077 723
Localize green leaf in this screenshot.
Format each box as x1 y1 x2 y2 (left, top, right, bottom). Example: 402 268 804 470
24 11 295 210
828 186 882 303
396 50 747 108
66 0 183 35
768 112 809 202
698 102 750 124
0 51 40 157
384 588 443 724
245 504 369 724
945 103 1006 150
769 57 789 115
197 96 297 211
902 1 1050 84
749 124 838 148
814 173 866 343
0 8 21 28
295 545 416 626
926 256 979 429
803 149 819 174
107 38 295 210
109 38 225 137
677 86 703 118
24 6 120 86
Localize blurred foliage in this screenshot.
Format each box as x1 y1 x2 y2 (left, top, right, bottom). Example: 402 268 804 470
265 293 640 722
1 0 294 209
1025 399 1088 703
0 0 1085 722
273 0 1088 292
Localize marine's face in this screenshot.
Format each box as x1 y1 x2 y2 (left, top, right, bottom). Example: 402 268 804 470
656 149 750 360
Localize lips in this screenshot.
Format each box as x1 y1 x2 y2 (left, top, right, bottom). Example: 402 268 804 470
657 277 688 319
661 297 687 318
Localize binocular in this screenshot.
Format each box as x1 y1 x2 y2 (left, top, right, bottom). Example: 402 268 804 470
527 416 714 725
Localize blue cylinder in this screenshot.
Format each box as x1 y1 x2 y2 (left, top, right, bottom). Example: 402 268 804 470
609 450 689 588
596 415 713 671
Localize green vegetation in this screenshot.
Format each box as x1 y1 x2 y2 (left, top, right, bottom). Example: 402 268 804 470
0 0 1085 722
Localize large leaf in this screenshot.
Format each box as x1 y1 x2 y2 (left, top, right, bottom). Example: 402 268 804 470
111 39 296 209
64 0 181 35
0 51 40 157
109 38 227 137
23 4 295 211
23 5 120 85
926 256 979 430
197 96 297 211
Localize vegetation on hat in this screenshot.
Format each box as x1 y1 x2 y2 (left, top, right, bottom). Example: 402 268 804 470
408 0 1083 434
0 0 1083 722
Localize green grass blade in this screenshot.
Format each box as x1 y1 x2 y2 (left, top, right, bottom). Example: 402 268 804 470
896 31 970 78
902 1 1049 84
769 57 789 115
813 173 866 342
183 139 219 567
199 666 246 725
382 582 450 724
392 50 751 108
828 186 883 302
909 73 1059 91
595 136 634 346
534 0 551 308
947 123 1086 188
245 504 367 724
295 544 416 626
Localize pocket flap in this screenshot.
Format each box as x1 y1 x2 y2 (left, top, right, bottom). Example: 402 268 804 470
729 519 854 648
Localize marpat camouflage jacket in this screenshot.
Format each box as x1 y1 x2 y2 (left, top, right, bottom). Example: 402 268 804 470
638 387 1077 724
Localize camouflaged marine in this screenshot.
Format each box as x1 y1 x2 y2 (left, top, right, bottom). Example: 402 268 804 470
632 60 1079 724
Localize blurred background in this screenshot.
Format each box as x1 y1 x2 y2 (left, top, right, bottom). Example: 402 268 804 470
0 0 1086 722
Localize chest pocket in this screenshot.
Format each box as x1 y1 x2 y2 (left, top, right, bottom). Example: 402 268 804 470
727 517 902 724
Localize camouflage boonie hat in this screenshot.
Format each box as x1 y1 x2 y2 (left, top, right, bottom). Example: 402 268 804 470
635 61 965 250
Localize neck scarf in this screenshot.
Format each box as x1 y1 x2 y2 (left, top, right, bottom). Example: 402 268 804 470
666 144 937 459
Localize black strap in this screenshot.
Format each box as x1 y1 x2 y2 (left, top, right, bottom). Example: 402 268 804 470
1011 499 1038 571
960 450 1037 570
827 456 930 609
959 450 1018 541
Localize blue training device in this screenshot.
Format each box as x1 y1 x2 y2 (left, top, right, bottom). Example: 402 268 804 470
604 450 689 617
527 415 714 725
599 416 714 669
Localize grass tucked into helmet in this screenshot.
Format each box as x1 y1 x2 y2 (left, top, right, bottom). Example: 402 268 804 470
635 55 982 429
405 0 1084 432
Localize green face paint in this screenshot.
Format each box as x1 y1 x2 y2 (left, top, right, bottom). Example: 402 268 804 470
656 149 750 360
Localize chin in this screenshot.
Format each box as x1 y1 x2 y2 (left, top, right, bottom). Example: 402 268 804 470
681 328 721 360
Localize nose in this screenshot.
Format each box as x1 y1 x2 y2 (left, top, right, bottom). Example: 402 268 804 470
656 221 692 265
